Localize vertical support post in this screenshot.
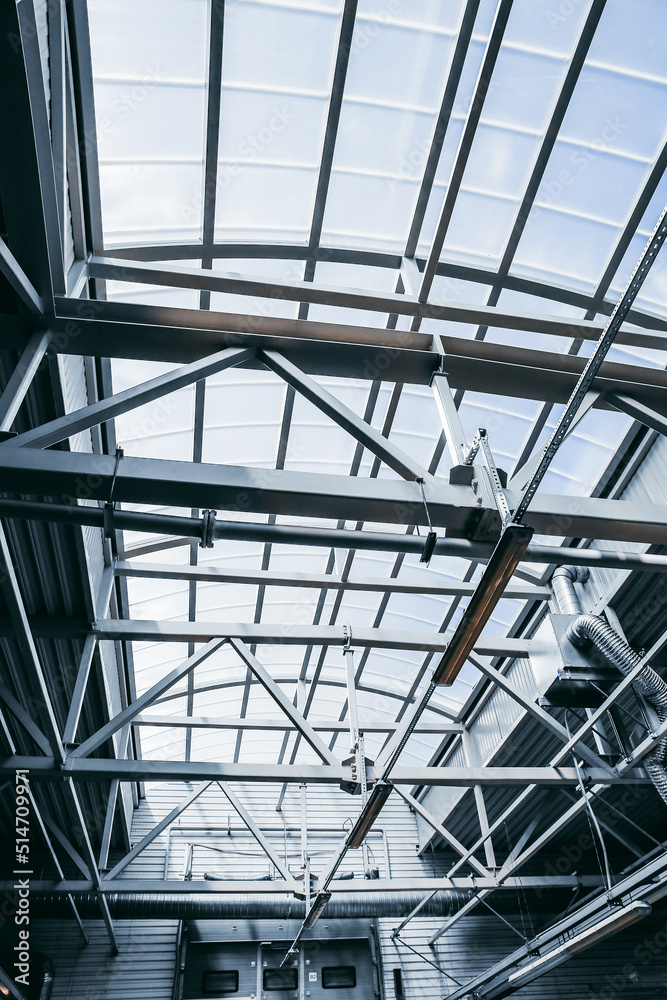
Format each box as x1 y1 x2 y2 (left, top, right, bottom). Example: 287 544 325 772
462 728 496 871
344 640 359 751
431 371 467 466
47 0 67 250
300 783 310 909
0 331 51 433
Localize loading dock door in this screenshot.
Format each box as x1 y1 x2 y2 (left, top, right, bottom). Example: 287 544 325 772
301 938 376 1000
183 941 258 999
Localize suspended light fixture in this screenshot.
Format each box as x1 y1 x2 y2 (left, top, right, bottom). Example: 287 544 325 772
507 901 652 985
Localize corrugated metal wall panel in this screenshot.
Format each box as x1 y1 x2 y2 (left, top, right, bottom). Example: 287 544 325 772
29 904 667 999
378 908 667 1000
57 354 92 455
31 918 179 1000
587 433 667 609
35 0 76 276
108 782 427 884
416 657 539 851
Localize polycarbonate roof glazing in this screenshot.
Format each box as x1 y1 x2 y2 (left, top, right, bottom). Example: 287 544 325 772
86 0 667 766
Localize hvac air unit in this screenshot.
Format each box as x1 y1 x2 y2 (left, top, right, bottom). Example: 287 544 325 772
529 614 622 708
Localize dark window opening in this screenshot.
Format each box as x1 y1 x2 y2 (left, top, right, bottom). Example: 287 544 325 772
322 966 356 989
263 968 298 991
393 968 404 998
202 969 239 993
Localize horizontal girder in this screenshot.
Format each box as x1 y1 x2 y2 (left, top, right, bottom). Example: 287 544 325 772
0 448 666 544
2 756 649 785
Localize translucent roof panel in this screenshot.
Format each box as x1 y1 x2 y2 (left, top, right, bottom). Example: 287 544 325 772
214 0 343 243
86 0 667 771
321 0 466 251
88 0 209 245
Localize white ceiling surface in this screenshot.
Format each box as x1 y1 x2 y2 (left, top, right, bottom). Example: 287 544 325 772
87 0 667 765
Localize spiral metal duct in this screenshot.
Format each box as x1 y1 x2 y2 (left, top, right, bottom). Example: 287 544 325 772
29 891 470 920
552 568 667 805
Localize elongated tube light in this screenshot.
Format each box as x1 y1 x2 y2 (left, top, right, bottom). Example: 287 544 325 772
346 782 394 849
433 523 533 685
507 901 652 984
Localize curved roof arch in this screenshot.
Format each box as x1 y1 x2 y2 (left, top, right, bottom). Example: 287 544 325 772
77 0 667 765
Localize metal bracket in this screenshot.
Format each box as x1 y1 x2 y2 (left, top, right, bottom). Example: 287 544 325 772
199 509 216 549
103 447 124 541
343 623 352 650
472 429 512 529
463 429 483 466
103 502 114 540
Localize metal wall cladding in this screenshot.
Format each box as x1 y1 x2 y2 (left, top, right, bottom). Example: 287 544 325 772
378 907 667 1000
30 918 180 1000
587 432 667 611
35 0 76 275
110 782 425 886
415 656 538 852
29 907 667 1000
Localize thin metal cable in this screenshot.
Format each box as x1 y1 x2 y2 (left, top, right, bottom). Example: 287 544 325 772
566 714 613 894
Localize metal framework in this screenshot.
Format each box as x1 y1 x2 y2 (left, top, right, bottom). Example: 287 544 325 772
0 1 667 994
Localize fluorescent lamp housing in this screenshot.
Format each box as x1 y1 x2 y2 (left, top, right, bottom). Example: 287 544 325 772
346 782 393 849
303 891 332 929
432 523 533 685
508 901 652 985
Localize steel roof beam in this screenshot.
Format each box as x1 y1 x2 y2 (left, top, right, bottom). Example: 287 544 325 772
83 258 667 347
102 782 213 882
404 0 481 257
6 344 255 450
132 714 463 734
66 0 103 253
607 391 667 437
0 238 44 314
15 296 666 401
0 1 65 302
229 639 339 766
216 780 295 884
88 619 532 656
471 0 608 342
393 786 489 879
261 349 434 482
0 756 649 786
69 639 226 759
416 0 514 306
114 560 550 600
467 653 612 773
0 331 51 434
3 447 667 545
91 239 667 324
299 0 358 314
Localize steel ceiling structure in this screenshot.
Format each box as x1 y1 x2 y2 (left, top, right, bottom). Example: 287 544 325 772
1 0 667 994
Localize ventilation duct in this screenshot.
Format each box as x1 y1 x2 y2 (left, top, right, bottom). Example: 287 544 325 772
552 567 667 805
28 891 470 921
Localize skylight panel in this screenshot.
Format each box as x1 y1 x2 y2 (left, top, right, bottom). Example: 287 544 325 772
607 171 667 315
500 0 594 57
88 0 208 245
214 0 342 242
202 370 285 468
511 210 619 290
321 0 462 249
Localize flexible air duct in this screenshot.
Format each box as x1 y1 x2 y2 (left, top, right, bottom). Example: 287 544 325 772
551 565 587 616
28 890 470 921
552 569 667 805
